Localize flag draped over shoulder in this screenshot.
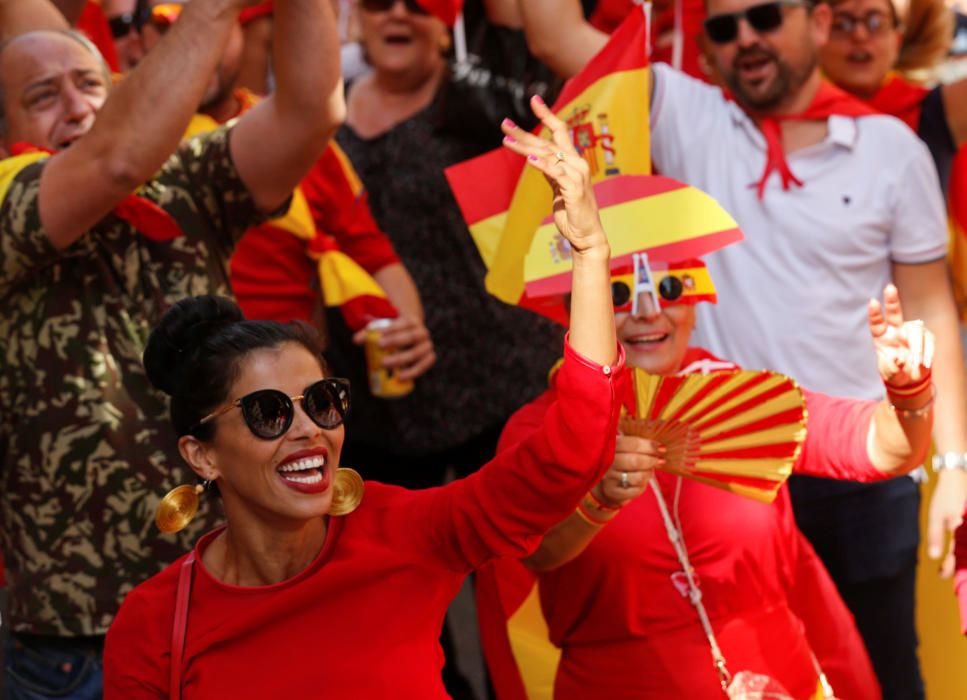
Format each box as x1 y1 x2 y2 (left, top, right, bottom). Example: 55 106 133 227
185 91 397 330
445 7 651 304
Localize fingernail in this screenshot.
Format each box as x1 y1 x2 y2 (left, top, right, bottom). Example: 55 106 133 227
527 154 539 162
503 135 516 144
502 118 516 129
657 445 667 453
533 95 545 105
657 459 667 466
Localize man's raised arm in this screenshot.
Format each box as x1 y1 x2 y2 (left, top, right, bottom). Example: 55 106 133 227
229 0 344 214
36 0 254 249
0 0 68 39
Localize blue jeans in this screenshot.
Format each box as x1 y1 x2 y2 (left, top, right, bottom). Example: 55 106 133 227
4 634 102 700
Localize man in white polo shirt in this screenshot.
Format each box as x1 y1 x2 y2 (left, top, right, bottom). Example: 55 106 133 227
647 0 966 696
520 0 966 693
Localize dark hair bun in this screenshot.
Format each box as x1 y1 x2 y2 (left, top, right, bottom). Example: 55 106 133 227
143 296 243 396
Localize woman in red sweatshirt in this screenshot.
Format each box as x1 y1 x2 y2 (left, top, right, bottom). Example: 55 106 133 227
102 99 622 699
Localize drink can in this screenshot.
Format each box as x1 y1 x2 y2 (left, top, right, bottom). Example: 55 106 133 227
364 319 414 398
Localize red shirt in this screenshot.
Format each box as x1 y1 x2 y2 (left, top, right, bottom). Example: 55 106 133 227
102 340 623 699
481 348 882 699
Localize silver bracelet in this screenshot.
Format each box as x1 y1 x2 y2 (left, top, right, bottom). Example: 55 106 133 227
888 385 935 421
932 451 967 472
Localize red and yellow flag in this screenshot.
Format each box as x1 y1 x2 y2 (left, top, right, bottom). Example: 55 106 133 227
445 7 651 304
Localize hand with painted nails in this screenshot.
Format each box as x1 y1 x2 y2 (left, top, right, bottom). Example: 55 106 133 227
500 96 608 255
868 283 935 388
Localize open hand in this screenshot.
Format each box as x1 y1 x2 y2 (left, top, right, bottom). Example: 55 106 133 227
868 284 934 387
592 435 665 509
500 96 607 255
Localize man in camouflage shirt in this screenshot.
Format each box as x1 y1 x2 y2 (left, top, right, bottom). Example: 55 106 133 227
0 0 343 694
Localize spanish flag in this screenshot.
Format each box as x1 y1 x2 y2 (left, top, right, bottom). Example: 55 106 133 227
445 7 651 304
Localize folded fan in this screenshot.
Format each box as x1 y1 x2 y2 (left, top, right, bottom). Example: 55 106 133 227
619 368 807 503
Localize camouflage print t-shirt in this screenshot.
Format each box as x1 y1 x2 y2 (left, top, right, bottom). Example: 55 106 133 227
0 126 265 636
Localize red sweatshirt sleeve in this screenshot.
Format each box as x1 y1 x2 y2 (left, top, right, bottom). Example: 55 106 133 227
417 339 624 573
794 389 885 482
300 145 400 274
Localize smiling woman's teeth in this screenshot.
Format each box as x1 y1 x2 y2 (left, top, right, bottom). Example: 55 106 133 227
278 456 326 484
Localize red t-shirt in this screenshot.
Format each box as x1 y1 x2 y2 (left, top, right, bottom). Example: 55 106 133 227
479 348 882 699
103 341 624 698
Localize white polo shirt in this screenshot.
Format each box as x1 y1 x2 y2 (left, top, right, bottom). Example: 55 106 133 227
650 63 948 400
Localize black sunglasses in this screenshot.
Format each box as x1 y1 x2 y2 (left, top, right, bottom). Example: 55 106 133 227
704 0 806 44
360 0 429 14
193 378 351 440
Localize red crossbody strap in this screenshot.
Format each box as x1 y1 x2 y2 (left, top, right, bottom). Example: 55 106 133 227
169 552 196 700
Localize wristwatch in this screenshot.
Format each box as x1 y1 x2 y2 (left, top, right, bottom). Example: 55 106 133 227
931 451 967 472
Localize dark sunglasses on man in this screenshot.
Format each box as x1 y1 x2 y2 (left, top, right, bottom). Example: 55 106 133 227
359 0 429 14
192 378 351 440
704 0 807 44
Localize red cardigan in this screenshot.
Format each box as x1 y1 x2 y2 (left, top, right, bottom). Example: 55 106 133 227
103 339 623 699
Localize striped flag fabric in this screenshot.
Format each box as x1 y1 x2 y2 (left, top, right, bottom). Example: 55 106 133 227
445 7 651 305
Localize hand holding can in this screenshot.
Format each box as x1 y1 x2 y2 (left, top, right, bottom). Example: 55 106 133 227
364 319 415 398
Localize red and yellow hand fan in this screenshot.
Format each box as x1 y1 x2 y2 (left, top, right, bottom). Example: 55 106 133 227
620 368 807 503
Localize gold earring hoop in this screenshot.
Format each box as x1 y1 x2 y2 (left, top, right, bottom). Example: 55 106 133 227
329 468 364 516
156 480 210 534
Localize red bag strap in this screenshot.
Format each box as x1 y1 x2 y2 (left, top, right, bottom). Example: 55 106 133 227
169 552 196 700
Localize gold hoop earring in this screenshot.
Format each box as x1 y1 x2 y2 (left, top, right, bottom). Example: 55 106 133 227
329 468 364 516
156 480 211 534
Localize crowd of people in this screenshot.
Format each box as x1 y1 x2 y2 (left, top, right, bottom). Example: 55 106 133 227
0 0 964 698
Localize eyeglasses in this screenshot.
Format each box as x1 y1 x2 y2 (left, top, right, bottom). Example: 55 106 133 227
108 12 137 38
611 273 687 311
704 0 806 44
830 11 894 37
193 378 351 440
359 0 429 14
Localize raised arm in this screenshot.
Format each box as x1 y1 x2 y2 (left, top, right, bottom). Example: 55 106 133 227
517 0 606 78
501 96 615 365
36 0 252 248
863 283 935 474
408 98 620 572
0 0 68 39
892 261 967 567
229 0 345 213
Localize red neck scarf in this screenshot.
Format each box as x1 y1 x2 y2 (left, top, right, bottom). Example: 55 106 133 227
864 73 929 130
11 143 183 242
743 81 877 198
